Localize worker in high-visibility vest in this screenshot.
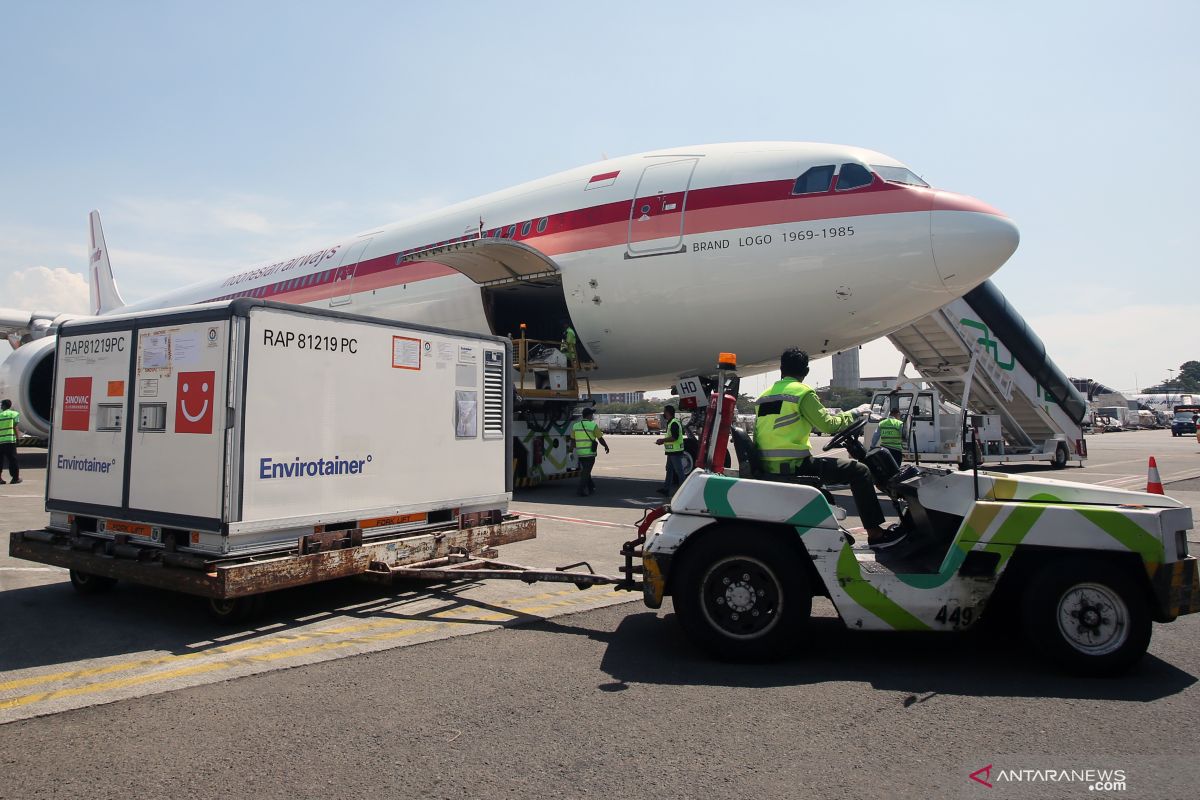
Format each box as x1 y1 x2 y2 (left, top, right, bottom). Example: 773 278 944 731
754 348 903 550
656 404 688 495
561 322 578 368
876 406 905 467
0 399 22 485
570 407 609 496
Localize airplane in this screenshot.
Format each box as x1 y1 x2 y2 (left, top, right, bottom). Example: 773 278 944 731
0 141 1019 439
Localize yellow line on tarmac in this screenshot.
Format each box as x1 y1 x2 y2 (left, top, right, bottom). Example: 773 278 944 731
0 585 597 694
0 587 630 712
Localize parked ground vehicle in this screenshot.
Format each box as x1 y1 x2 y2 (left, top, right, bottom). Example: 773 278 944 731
634 357 1200 675
1171 405 1200 436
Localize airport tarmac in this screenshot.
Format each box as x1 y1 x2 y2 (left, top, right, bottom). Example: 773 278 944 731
2 429 1199 726
2 431 1200 797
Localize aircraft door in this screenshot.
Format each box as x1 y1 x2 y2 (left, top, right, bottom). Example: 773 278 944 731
627 158 698 257
329 237 373 307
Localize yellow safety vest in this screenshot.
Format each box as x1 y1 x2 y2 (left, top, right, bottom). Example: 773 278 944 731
878 416 904 449
0 409 18 444
754 379 853 473
664 418 685 453
572 419 600 457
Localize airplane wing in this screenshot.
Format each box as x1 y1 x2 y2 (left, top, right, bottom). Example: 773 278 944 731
0 308 36 336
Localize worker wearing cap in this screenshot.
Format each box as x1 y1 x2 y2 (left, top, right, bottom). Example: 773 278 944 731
571 407 609 496
876 405 905 466
656 404 687 496
755 348 903 550
0 399 22 485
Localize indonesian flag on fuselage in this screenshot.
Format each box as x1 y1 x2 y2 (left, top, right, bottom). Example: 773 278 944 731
585 170 619 190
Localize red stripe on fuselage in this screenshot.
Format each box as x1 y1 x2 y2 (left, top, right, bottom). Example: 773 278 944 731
206 179 935 305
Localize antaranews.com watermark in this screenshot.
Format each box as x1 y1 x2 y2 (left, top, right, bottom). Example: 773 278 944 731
969 764 1127 792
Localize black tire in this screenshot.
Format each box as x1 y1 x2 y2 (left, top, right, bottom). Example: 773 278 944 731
672 528 811 660
1022 559 1152 676
206 595 264 624
1052 442 1069 469
68 569 117 594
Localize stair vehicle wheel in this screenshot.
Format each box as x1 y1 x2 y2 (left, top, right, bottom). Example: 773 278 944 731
206 595 264 624
673 528 811 660
1021 559 1151 675
1052 442 1069 469
68 569 117 594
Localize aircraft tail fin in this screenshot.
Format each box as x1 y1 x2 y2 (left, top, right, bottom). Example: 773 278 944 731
88 210 125 315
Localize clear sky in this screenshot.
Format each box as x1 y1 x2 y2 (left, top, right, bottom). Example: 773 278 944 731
2 2 1196 395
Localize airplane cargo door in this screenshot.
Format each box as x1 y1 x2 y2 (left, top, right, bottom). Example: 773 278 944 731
627 158 698 257
329 237 373 307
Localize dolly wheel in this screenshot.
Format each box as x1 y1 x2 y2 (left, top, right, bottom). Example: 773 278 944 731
69 569 117 595
1022 560 1151 676
673 528 811 660
206 595 264 624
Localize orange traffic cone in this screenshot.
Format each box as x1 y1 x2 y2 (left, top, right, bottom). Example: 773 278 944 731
1146 457 1164 495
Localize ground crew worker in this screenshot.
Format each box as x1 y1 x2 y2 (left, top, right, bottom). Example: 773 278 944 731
656 404 688 495
571 407 609 496
754 348 903 550
0 399 22 485
877 405 905 466
561 322 578 368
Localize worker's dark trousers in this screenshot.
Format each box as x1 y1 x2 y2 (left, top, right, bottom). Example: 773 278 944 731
884 447 903 467
577 456 596 495
0 442 18 480
664 452 688 494
794 456 884 528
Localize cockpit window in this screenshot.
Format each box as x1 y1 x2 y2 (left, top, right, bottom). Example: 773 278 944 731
835 163 873 191
871 165 929 187
791 165 834 195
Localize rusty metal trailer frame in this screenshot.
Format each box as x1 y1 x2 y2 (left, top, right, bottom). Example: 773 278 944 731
11 509 653 624
9 515 539 601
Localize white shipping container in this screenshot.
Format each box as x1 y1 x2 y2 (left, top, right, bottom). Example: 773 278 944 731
46 300 511 555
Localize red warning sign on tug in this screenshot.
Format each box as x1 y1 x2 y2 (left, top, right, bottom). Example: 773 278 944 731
175 371 215 434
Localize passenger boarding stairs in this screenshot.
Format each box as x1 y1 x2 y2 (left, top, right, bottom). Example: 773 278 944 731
886 297 1066 453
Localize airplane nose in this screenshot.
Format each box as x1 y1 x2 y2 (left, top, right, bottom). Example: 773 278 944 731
930 192 1020 294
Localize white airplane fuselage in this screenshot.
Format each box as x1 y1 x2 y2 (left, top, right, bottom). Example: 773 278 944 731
2 142 1019 436
119 141 1019 387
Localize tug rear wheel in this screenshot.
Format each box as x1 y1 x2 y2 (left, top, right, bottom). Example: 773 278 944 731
1022 560 1151 676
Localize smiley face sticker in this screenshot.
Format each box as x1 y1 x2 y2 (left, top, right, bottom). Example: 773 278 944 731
175 370 216 434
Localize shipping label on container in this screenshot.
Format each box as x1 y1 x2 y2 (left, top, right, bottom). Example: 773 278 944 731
392 336 421 370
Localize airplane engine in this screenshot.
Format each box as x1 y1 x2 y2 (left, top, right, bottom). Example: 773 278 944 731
0 336 58 438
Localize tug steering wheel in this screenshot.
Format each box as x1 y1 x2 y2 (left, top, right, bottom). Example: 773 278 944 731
822 415 870 453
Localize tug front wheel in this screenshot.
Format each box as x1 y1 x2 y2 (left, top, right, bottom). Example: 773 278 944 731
673 528 811 660
1022 559 1151 676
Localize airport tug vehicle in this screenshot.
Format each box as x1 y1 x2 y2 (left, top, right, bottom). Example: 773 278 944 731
630 354 1200 674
